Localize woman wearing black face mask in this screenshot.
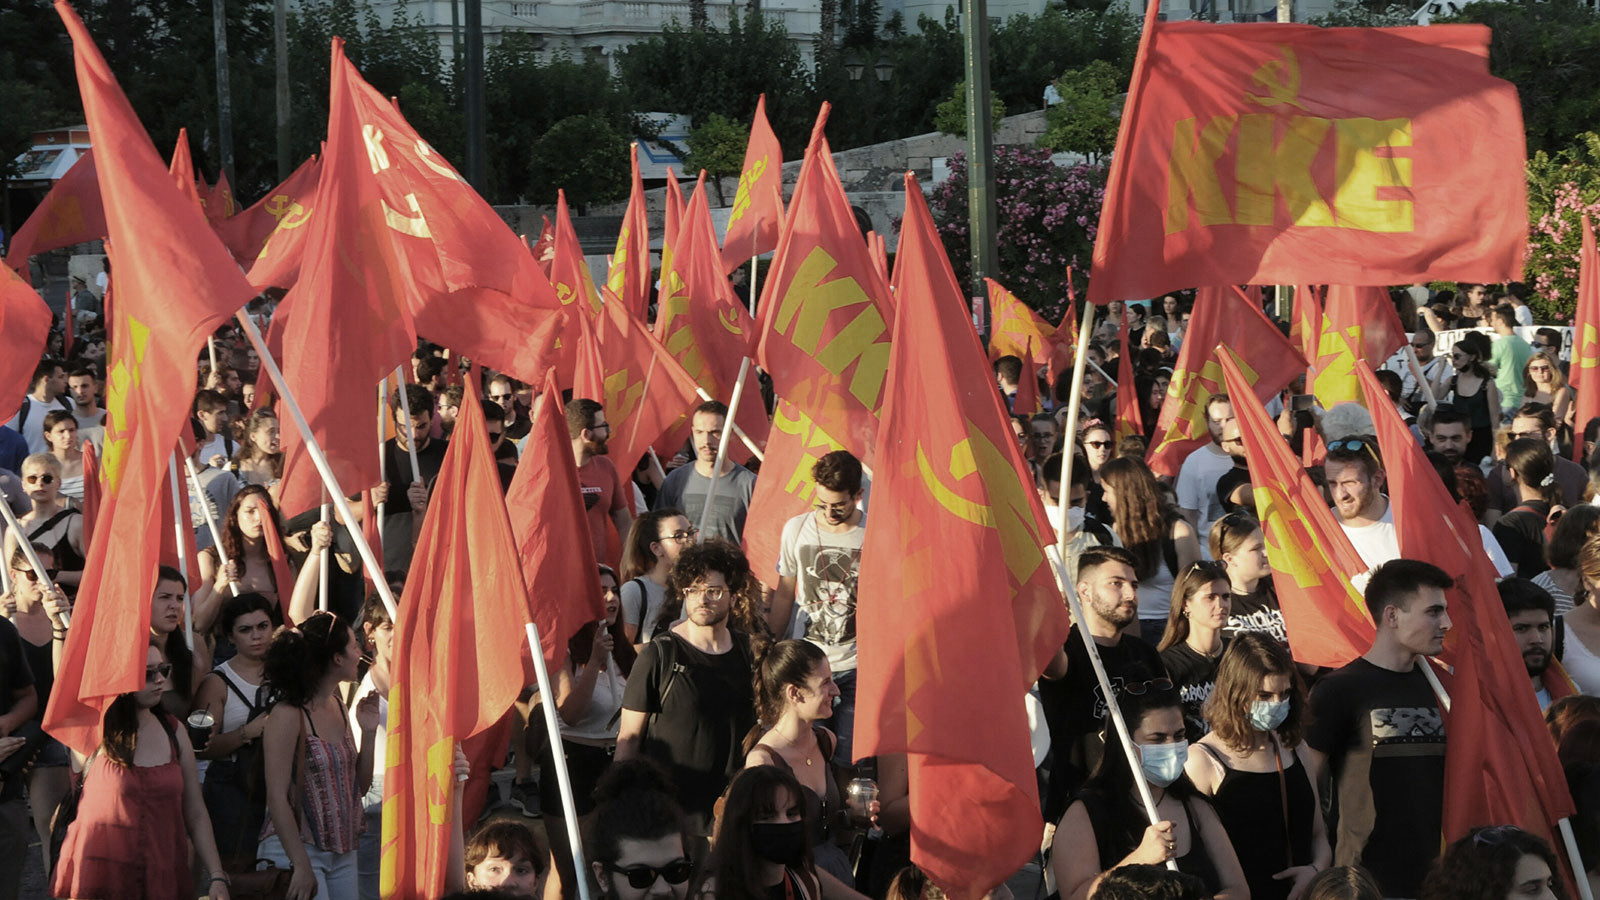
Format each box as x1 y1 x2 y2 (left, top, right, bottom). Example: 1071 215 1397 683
704 766 823 900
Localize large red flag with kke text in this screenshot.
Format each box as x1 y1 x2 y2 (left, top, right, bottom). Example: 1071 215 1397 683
380 377 533 898
1089 17 1526 302
591 288 705 475
855 175 1069 900
1353 361 1576 852
1219 347 1373 668
1572 216 1600 463
1147 285 1304 477
45 0 255 755
0 265 54 422
3 150 105 282
757 105 894 466
1310 285 1406 407
721 93 785 273
215 154 320 268
504 369 607 672
605 143 652 322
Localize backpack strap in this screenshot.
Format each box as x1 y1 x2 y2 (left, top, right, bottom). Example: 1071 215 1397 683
16 398 29 432
218 667 268 719
628 577 649 636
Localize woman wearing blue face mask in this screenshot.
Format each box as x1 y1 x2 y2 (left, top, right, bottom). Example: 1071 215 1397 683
1185 633 1331 900
1051 673 1248 900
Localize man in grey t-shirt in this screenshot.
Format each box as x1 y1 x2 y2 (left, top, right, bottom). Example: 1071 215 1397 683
656 401 755 544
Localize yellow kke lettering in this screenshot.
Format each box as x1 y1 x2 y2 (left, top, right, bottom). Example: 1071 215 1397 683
772 248 890 411
728 156 768 224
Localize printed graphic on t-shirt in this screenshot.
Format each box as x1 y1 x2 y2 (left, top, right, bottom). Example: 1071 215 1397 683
1226 608 1288 644
797 545 861 647
582 485 602 510
1369 706 1445 746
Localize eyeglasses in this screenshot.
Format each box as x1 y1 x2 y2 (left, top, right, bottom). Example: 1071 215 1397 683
1529 365 1553 374
24 473 56 485
658 527 699 544
814 499 855 514
145 663 173 684
689 585 730 602
604 859 695 889
589 422 611 433
1122 677 1174 696
15 567 59 584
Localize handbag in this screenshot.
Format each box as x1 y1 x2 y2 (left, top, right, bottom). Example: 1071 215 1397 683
226 860 293 900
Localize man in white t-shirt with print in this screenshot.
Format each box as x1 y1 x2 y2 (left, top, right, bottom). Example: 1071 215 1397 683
768 449 867 768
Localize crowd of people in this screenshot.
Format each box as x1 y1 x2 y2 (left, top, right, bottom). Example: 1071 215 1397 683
0 276 1591 900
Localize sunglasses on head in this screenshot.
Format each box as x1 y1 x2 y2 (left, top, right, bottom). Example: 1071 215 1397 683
1121 677 1174 696
605 859 694 889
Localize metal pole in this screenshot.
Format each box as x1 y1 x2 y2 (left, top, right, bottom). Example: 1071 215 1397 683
185 457 240 597
0 499 67 626
274 0 290 182
525 623 595 900
169 455 195 652
318 496 331 613
694 386 764 462
377 379 388 545
961 0 998 332
395 368 423 483
212 0 235 187
463 0 486 192
1055 303 1098 557
696 358 752 539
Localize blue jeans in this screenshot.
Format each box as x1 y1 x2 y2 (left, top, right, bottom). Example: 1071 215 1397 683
357 810 381 900
260 833 359 899
822 668 857 767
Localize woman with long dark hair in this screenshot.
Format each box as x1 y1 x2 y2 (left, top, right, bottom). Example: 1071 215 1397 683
1432 331 1499 465
1051 673 1247 900
259 611 379 900
1100 458 1202 645
703 765 823 900
193 485 329 633
1493 438 1563 578
1158 561 1233 741
1186 634 1330 900
52 637 233 900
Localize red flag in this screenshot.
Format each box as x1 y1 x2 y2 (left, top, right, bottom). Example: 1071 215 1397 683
504 370 607 671
593 287 705 475
245 156 322 292
380 375 535 897
573 302 606 404
986 278 1060 364
1113 306 1144 443
1290 284 1323 364
79 440 102 538
855 175 1068 900
1046 277 1079 394
661 168 686 280
1147 285 1305 477
1089 19 1526 302
605 143 652 321
551 190 603 318
1310 285 1407 407
741 398 854 591
214 154 320 267
167 128 204 209
0 266 53 421
1014 347 1041 415
1218 347 1373 668
3 151 105 281
721 94 785 273
202 169 237 222
866 230 889 285
1572 216 1600 463
1354 361 1577 851
756 106 894 465
530 216 556 276
44 0 255 754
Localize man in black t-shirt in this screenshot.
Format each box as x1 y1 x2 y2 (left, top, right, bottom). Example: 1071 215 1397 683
617 542 757 837
377 384 448 575
1307 559 1453 900
1038 545 1168 823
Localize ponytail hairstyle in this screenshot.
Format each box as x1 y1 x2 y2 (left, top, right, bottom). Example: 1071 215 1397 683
263 610 354 708
1506 437 1562 506
744 639 828 754
102 635 166 767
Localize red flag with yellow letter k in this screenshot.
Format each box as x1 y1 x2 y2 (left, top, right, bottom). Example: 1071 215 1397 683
1089 15 1525 302
855 174 1069 900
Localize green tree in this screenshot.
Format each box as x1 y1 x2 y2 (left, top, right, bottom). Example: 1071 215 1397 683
933 80 1007 136
1308 0 1415 26
1039 59 1122 160
1524 133 1600 322
687 113 748 206
989 6 1138 115
529 114 631 212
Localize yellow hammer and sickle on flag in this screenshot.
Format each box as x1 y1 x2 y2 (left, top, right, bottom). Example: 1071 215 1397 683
1579 324 1600 370
100 315 152 492
383 193 431 239
425 736 455 825
914 423 1048 586
1245 46 1308 112
605 369 645 424
729 156 768 224
414 139 462 181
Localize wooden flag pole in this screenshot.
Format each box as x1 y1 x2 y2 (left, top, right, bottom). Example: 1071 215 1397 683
1055 302 1099 556
235 310 399 622
168 454 195 651
0 499 67 626
525 622 595 900
697 358 752 539
207 335 220 385
184 457 238 596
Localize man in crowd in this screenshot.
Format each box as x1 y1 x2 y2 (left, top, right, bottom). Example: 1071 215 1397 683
1213 419 1253 513
378 383 445 575
67 366 105 452
1486 404 1588 517
656 401 755 544
617 541 757 838
1390 329 1450 417
192 389 235 468
1176 394 1235 552
488 373 531 442
768 450 868 768
4 360 72 454
1489 304 1534 419
1327 438 1401 577
1498 577 1564 711
1037 545 1166 823
994 355 1022 411
437 385 463 438
567 398 632 570
1029 413 1060 462
1308 559 1452 899
1424 407 1479 469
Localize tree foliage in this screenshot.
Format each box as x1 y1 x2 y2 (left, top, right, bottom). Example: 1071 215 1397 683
530 114 631 212
933 80 1007 136
989 6 1138 115
687 113 748 206
1039 59 1122 159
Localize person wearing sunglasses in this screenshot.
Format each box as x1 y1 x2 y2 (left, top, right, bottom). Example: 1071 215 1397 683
52 637 234 900
1521 352 1572 428
1306 560 1454 899
1052 672 1249 900
620 507 696 652
3 452 84 596
569 398 634 571
1419 826 1562 900
585 759 699 900
1391 329 1448 417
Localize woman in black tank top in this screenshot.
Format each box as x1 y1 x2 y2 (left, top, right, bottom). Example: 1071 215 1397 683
1186 633 1330 900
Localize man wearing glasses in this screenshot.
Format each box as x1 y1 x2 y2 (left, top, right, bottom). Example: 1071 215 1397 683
567 398 633 570
487 373 531 442
767 450 868 768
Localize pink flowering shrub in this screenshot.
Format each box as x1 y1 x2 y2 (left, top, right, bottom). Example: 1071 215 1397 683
1526 134 1600 322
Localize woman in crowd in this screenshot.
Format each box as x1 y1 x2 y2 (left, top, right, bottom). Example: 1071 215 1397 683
1 543 72 878
1419 826 1562 900
1303 867 1382 900
1433 332 1498 465
1493 438 1563 579
41 410 84 502
1211 512 1286 644
1100 458 1202 645
4 452 84 594
743 639 852 884
149 565 204 720
1523 352 1573 426
1534 505 1600 616
546 565 637 898
194 591 278 873
350 592 396 900
230 410 283 489
1051 674 1248 900
260 611 380 900
1136 371 1172 443
1157 561 1233 741
52 638 233 900
193 486 329 634
619 507 695 649
462 821 548 896
1186 634 1330 900
584 759 699 900
1078 420 1116 526
702 765 829 900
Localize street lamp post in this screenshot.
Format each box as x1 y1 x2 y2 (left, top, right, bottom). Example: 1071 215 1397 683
962 0 998 337
212 0 235 187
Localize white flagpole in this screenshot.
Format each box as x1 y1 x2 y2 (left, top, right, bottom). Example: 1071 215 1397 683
696 358 752 539
234 310 399 622
0 500 66 626
1055 303 1099 556
184 457 238 596
394 366 423 483
525 622 594 900
694 385 764 462
168 454 195 651
318 494 331 613
377 378 388 545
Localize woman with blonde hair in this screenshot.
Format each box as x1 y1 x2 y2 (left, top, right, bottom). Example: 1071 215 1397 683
1523 352 1573 425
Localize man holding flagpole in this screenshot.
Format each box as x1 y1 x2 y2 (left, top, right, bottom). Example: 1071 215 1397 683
657 401 755 545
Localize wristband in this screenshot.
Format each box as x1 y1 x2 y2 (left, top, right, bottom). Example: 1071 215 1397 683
53 631 68 640
210 874 231 885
